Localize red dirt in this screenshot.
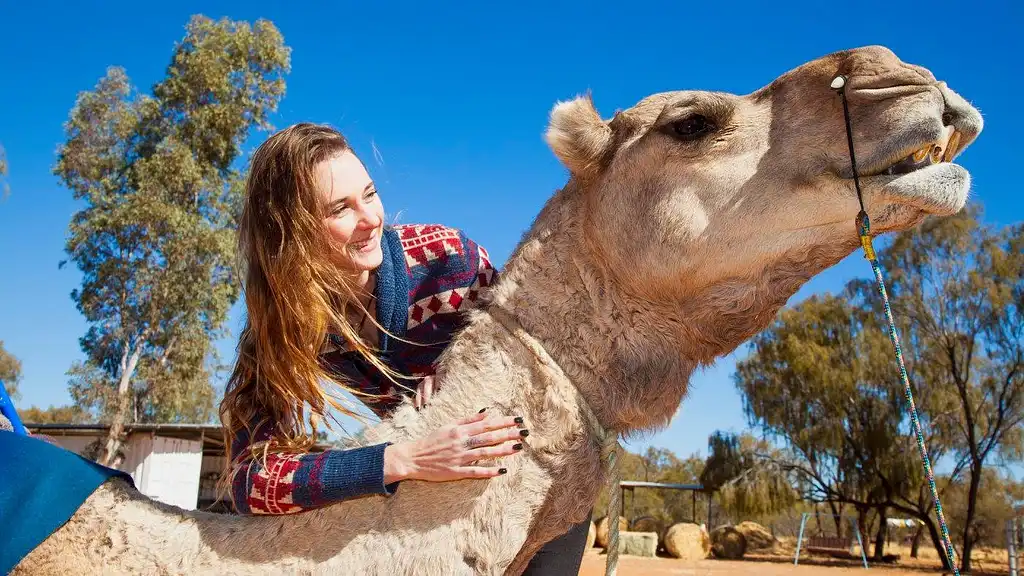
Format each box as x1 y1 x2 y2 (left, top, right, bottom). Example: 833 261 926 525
577 551 1007 576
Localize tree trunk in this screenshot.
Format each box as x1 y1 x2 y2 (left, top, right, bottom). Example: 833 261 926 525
856 506 869 553
923 515 953 571
826 501 843 537
872 506 888 561
98 342 143 467
910 524 923 558
960 464 982 573
99 391 131 467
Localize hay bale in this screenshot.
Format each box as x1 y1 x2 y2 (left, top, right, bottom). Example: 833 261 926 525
631 515 664 536
586 521 597 550
735 521 779 551
595 516 628 548
0 414 12 432
617 531 658 557
663 522 710 560
710 525 747 559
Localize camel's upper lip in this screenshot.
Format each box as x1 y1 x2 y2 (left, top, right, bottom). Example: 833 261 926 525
837 122 964 180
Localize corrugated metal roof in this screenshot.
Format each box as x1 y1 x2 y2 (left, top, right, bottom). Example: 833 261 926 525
25 422 333 452
26 423 224 432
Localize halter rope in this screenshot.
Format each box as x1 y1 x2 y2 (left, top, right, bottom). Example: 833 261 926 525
832 74 961 575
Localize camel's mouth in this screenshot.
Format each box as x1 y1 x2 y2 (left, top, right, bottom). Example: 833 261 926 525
852 124 963 179
833 118 973 218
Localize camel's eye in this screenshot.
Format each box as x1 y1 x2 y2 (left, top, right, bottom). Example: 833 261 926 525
668 114 716 141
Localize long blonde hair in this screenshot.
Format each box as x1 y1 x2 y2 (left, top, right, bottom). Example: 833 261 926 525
220 123 397 469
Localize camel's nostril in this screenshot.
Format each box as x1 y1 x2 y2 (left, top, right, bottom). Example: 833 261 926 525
937 82 983 142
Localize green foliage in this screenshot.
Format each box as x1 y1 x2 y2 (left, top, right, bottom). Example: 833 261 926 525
592 445 708 526
942 469 1023 547
0 340 22 400
52 15 291 463
701 431 748 492
701 431 800 519
734 290 930 507
17 404 89 424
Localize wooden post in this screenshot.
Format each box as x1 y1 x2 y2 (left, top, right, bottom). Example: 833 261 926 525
691 490 696 523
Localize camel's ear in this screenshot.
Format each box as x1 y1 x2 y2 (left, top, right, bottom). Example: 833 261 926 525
543 94 611 177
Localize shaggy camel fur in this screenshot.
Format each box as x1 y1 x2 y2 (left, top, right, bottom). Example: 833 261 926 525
13 45 983 575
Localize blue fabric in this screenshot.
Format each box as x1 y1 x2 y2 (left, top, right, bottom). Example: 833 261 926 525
0 382 27 436
230 441 398 514
0 431 135 574
375 226 412 354
314 443 399 502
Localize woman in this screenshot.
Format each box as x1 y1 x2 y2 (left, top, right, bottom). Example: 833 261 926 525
220 123 591 573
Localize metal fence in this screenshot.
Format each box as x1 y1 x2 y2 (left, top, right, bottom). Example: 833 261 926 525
1009 514 1022 576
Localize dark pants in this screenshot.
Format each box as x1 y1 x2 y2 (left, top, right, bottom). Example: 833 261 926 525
520 513 592 576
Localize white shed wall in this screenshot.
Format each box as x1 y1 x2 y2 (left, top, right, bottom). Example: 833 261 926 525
132 435 203 510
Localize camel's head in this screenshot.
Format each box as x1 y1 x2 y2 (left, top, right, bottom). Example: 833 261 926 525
544 46 983 303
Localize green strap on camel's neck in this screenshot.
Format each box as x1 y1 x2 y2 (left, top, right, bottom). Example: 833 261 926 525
833 74 961 575
603 433 622 576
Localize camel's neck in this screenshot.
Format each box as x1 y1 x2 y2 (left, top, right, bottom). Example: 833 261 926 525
484 180 856 435
484 183 692 434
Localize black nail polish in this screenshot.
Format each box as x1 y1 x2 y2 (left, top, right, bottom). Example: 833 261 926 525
519 429 530 437
514 416 524 425
498 468 508 474
513 443 523 451
478 407 487 413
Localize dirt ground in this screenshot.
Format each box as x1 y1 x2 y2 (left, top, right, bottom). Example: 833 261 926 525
577 549 1014 576
579 555 916 576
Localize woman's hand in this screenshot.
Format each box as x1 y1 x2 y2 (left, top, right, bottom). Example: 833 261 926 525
383 409 527 484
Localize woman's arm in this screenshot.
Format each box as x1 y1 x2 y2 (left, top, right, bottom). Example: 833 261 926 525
228 410 527 515
228 421 398 515
406 227 500 406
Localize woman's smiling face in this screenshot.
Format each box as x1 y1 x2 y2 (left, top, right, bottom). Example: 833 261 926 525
316 150 385 273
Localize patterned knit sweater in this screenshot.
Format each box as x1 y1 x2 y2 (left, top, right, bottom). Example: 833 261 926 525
229 224 497 514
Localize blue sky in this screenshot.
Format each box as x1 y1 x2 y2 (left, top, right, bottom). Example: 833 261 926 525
0 0 1020 466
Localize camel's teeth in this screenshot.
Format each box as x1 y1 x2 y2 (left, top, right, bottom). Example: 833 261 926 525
943 131 961 162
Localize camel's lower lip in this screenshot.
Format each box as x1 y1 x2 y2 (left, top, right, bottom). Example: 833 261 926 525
861 162 970 216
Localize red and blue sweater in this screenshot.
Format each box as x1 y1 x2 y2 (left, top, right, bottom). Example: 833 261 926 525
229 224 497 514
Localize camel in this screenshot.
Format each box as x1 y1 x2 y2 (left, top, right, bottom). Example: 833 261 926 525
11 45 983 575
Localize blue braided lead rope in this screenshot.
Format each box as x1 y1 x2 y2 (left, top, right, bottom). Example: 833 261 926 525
857 212 960 575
